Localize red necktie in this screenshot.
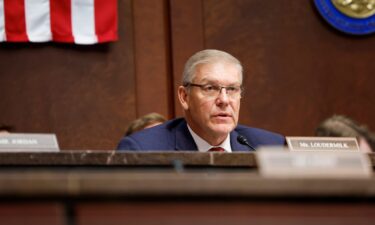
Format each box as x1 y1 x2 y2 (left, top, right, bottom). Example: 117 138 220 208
208 147 225 152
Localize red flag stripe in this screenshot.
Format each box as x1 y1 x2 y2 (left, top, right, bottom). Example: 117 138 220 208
4 0 28 42
94 0 118 43
50 0 74 43
1 0 118 44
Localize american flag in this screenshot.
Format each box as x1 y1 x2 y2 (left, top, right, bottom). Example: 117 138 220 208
0 0 118 44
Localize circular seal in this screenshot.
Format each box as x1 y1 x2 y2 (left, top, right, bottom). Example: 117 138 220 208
314 0 375 35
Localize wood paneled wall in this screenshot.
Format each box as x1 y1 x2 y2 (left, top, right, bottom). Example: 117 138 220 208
0 0 136 150
1 0 375 150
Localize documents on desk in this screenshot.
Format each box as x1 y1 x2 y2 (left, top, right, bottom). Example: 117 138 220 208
0 133 59 152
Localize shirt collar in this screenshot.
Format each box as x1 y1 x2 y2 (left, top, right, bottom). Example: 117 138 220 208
187 124 232 152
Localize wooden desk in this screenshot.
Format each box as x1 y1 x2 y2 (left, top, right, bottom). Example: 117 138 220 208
0 151 375 225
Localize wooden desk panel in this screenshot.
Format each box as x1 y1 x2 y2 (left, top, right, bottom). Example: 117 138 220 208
0 152 374 225
0 170 374 198
76 202 375 225
0 151 373 168
0 203 65 225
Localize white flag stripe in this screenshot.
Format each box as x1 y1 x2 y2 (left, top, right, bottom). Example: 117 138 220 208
0 0 117 44
25 0 51 42
72 0 97 44
0 0 5 41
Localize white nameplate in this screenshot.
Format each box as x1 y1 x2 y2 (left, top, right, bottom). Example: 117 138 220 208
256 148 372 178
0 133 59 152
286 136 359 152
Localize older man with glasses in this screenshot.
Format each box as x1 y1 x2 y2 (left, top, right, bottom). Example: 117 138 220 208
117 49 285 152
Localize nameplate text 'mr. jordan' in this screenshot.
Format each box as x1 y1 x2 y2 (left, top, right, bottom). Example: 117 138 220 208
0 133 59 152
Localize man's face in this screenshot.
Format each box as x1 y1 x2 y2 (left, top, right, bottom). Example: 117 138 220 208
179 62 242 144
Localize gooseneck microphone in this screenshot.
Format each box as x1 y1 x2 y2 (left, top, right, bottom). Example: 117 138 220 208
237 135 256 151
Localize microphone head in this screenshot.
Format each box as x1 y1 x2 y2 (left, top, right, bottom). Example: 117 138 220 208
237 135 248 145
237 135 256 151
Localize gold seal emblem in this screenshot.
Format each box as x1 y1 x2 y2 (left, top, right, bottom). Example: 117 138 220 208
331 0 375 18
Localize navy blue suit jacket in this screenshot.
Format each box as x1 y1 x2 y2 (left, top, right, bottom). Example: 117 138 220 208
117 118 285 151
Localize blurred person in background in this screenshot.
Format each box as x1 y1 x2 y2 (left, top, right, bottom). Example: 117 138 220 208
0 123 13 135
124 112 167 136
315 115 375 153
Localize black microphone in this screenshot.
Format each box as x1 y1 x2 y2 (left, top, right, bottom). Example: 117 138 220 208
237 135 256 151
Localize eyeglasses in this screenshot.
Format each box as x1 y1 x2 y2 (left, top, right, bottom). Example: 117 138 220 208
184 83 243 99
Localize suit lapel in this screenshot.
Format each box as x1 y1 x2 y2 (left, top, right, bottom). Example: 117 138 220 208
174 119 197 151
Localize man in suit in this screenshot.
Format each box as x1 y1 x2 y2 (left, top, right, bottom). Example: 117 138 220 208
117 49 285 152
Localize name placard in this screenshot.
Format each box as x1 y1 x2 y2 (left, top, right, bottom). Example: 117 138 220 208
0 133 59 152
256 148 372 178
286 136 359 152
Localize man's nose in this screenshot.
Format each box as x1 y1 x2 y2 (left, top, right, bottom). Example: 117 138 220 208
216 88 229 104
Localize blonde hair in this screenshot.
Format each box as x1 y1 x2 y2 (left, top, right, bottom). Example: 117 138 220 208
125 113 166 136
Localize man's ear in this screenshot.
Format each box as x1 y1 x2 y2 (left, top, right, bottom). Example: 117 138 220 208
178 86 189 110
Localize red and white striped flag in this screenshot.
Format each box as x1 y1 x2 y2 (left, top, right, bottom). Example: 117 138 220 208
0 0 118 44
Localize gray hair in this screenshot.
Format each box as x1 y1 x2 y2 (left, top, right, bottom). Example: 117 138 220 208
182 49 243 86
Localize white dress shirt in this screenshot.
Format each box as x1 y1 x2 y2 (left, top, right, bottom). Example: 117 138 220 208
187 125 232 152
